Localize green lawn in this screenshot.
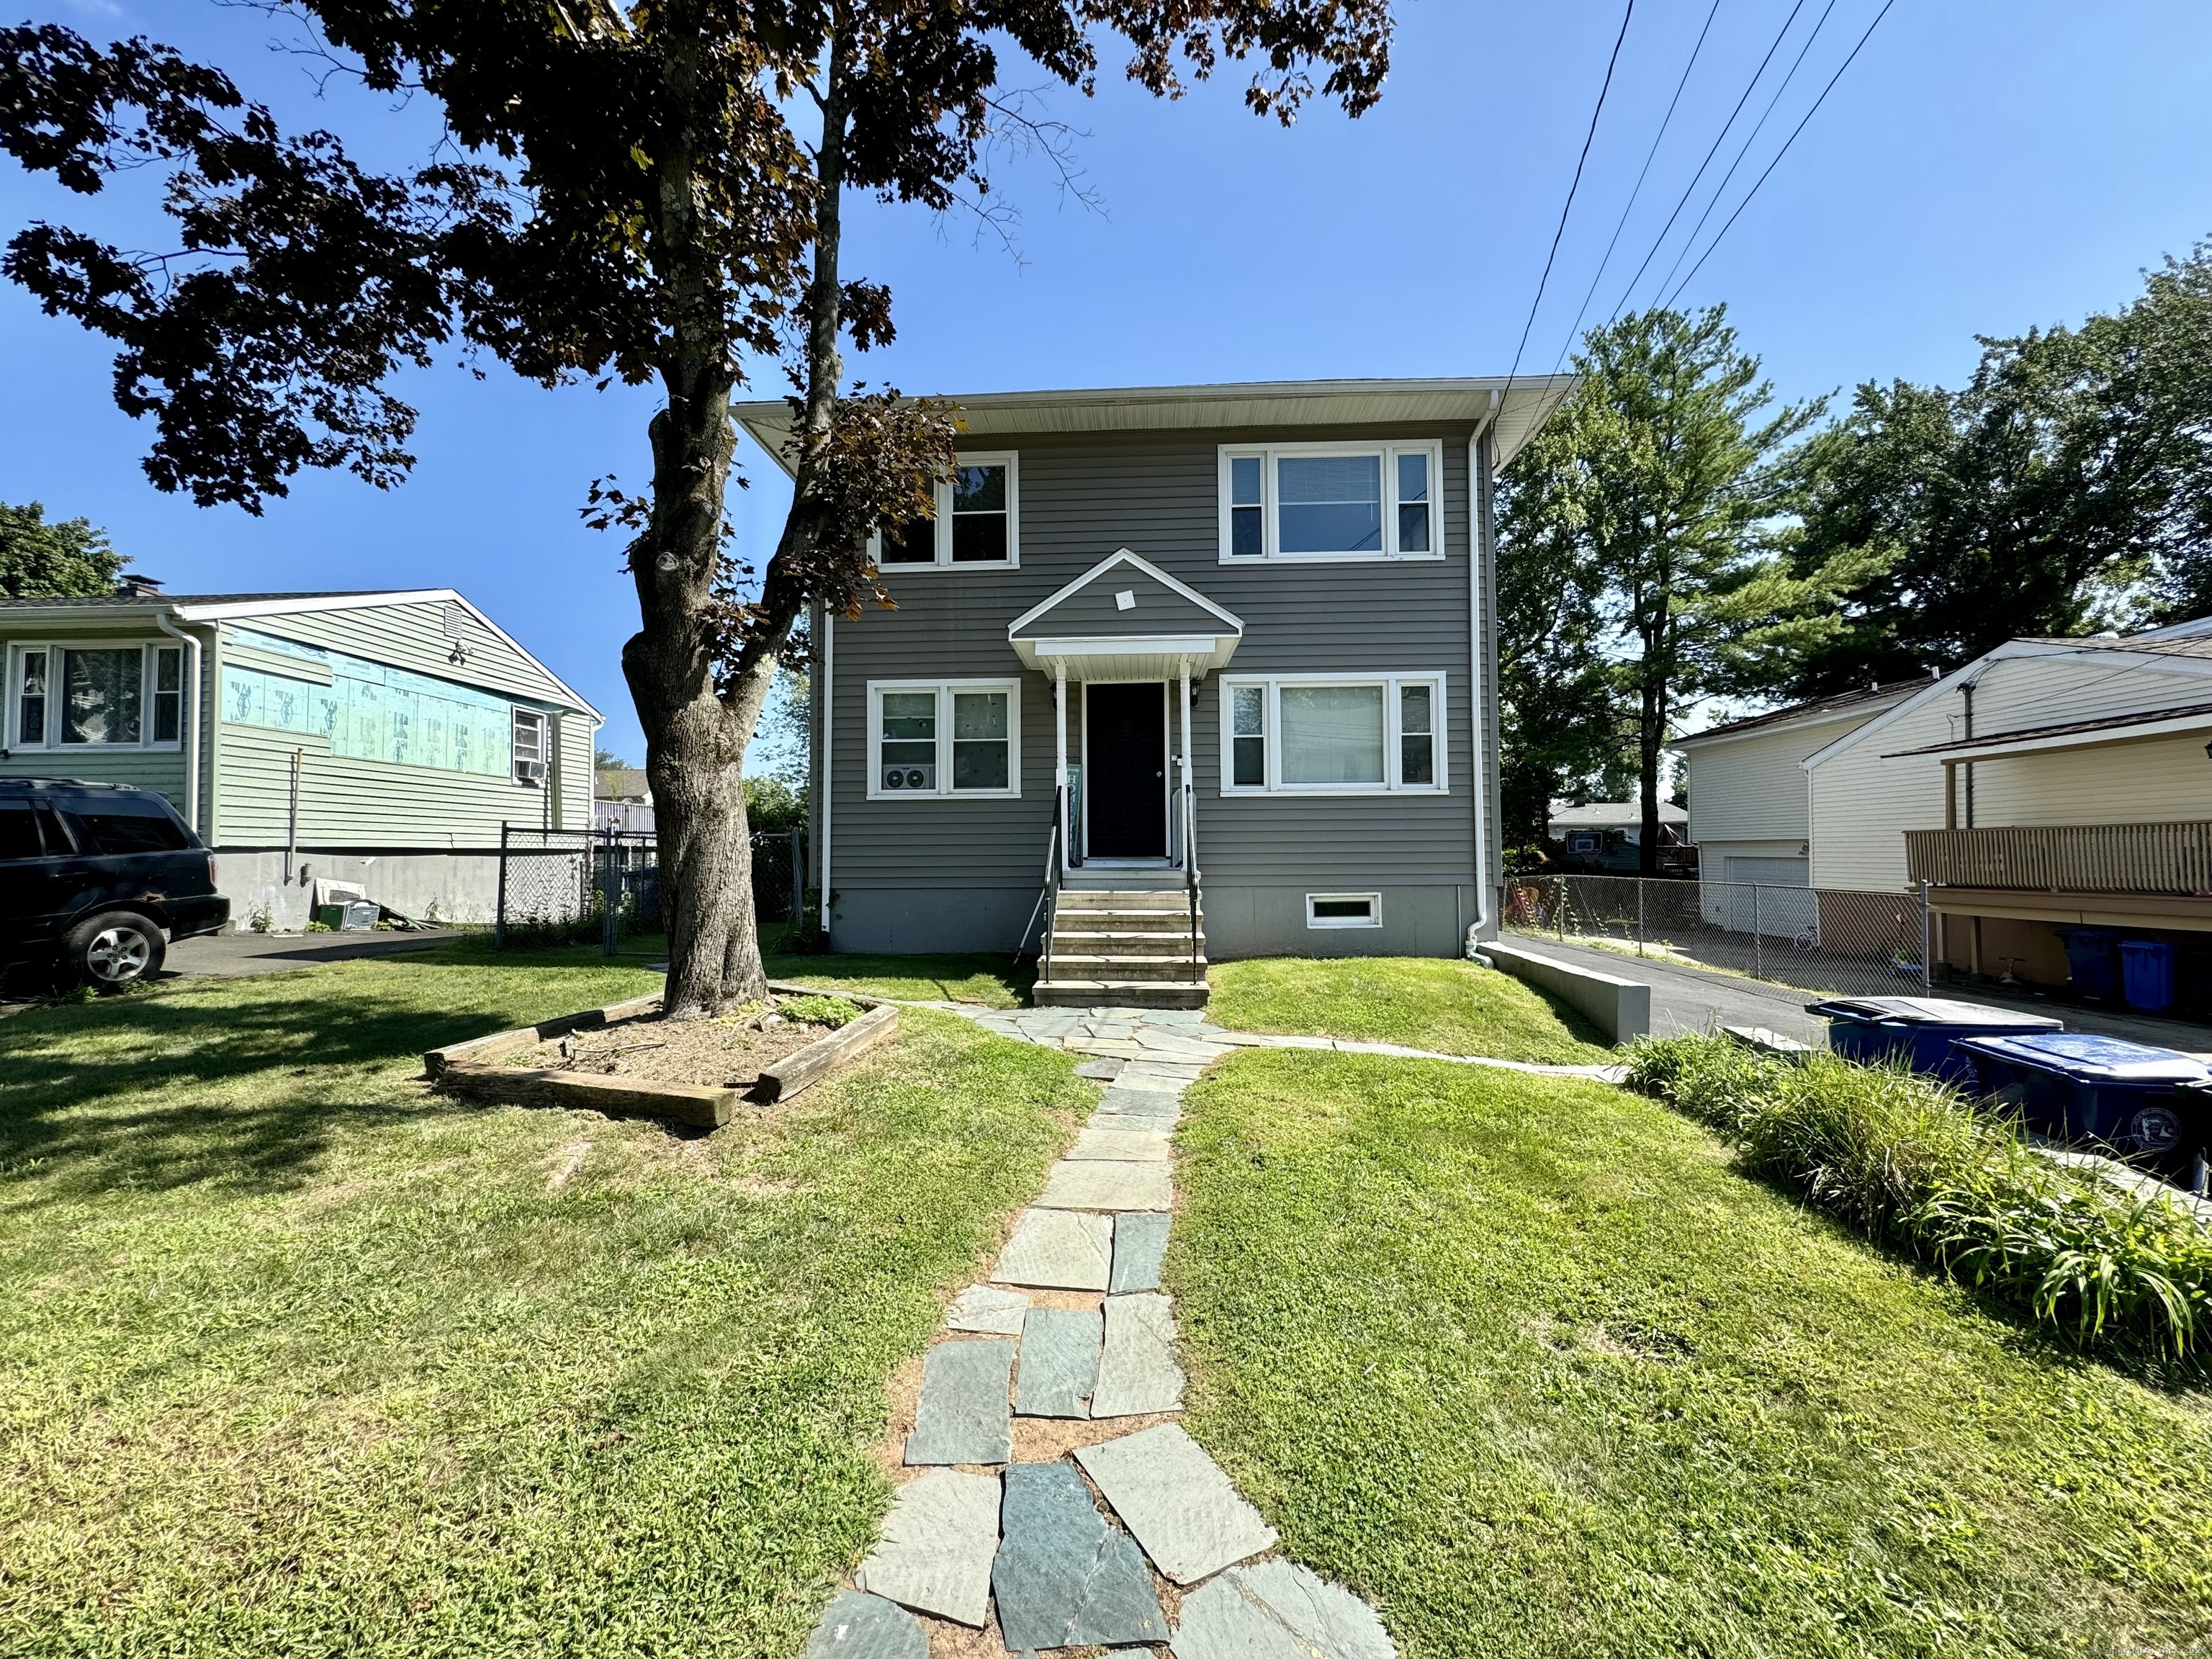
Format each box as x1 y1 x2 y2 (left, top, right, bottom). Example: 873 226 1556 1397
1170 1048 2212 1659
1205 956 1614 1063
764 949 1032 1009
0 951 1084 1656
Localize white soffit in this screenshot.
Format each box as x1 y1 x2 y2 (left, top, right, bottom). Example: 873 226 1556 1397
732 376 1575 477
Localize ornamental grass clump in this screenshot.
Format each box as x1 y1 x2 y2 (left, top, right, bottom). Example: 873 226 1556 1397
1624 1033 2212 1362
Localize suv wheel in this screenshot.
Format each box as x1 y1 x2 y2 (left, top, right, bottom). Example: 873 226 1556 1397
66 912 166 992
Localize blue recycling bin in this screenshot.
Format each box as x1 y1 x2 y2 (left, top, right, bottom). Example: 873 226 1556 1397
2055 928 2121 1000
2118 939 2180 1015
1807 997 2064 1086
1950 1032 2211 1174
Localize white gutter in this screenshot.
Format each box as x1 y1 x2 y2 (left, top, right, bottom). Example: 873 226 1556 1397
818 610 834 933
152 609 208 837
1467 388 1501 949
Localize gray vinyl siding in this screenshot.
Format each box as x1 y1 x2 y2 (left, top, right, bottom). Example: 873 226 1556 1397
824 425 1485 933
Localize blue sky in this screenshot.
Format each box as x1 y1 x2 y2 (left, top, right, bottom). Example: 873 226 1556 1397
5 1 2210 760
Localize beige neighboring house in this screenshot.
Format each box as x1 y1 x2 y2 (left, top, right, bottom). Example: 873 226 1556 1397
1673 681 1921 889
1802 617 2212 990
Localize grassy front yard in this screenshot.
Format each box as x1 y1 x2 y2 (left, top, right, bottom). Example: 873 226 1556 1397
1170 1048 2212 1659
1205 956 1614 1063
0 950 1084 1655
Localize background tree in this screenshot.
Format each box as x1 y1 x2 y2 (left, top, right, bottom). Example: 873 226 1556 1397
0 500 129 598
0 4 1393 1016
1503 307 1852 873
1778 243 2212 696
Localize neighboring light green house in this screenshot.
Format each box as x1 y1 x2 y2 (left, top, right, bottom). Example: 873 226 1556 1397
1 587 601 926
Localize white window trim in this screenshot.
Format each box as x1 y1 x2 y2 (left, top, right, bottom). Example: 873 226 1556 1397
1306 892 1383 930
511 707 549 786
1217 440 1445 564
866 678 1022 800
1217 672 1448 797
869 451 1021 570
6 639 185 752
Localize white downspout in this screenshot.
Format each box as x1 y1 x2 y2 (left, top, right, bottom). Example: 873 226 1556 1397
817 611 834 932
153 610 206 838
1466 390 1501 953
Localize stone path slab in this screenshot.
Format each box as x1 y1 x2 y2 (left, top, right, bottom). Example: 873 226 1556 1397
992 1461 1168 1650
803 1590 927 1659
1037 1158 1173 1213
991 1208 1113 1290
943 1283 1028 1335
1068 1125 1172 1163
904 1339 1013 1467
1074 1057 1125 1081
1110 1212 1171 1294
1015 1305 1100 1419
853 1470 999 1627
1091 1291 1184 1417
1169 1561 1397 1659
1076 1424 1275 1584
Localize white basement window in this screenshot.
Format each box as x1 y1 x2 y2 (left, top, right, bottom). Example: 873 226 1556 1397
874 452 1020 569
512 709 548 783
1306 893 1382 929
7 642 183 750
868 680 1020 799
1218 441 1443 562
1218 675 1447 796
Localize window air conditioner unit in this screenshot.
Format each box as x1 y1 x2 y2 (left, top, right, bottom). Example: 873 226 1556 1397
882 763 934 792
516 759 546 785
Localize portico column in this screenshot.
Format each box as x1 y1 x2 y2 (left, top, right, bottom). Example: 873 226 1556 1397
1055 669 1069 873
1178 662 1193 871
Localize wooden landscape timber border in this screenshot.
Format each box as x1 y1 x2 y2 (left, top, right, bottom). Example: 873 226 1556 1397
422 984 899 1130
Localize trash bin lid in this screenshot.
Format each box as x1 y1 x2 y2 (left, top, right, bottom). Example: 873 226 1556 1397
1950 1032 2212 1085
1805 997 2064 1030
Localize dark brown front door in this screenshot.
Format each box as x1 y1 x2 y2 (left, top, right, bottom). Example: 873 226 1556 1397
1084 682 1166 858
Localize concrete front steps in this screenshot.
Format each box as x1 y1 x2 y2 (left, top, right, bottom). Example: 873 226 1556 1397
1034 886 1208 1010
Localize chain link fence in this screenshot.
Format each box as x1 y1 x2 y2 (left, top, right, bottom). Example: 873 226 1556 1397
495 824 805 950
1503 873 1932 999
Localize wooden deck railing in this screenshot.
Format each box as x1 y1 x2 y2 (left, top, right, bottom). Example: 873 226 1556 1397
1904 822 2212 896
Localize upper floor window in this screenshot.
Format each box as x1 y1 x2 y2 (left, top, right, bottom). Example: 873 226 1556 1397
1218 673 1447 796
7 642 183 750
875 451 1020 570
1218 442 1442 562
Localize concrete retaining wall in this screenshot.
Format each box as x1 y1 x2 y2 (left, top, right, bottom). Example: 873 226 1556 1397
215 847 505 931
1478 939 1650 1043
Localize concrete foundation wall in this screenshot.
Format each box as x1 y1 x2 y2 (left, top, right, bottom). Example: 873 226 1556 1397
215 846 506 930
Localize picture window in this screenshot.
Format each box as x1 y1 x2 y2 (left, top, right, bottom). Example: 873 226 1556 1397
1219 675 1446 795
1218 443 1444 561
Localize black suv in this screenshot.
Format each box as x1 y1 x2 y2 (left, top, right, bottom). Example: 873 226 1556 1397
0 780 229 992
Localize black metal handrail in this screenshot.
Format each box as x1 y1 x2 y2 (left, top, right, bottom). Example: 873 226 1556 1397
1020 785 1066 978
1182 781 1200 975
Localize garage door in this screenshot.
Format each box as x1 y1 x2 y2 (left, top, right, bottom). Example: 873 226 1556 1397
1725 856 1809 886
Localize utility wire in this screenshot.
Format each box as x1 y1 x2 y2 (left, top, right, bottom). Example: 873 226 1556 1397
1547 0 1725 377
1649 0 1840 307
1504 0 1638 393
1601 0 1811 326
1662 0 1900 308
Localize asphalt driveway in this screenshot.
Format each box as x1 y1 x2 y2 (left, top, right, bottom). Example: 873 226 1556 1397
165 930 464 978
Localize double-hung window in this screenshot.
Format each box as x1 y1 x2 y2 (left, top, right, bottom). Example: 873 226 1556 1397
1218 674 1446 796
512 709 549 784
1216 442 1443 562
875 452 1020 569
8 642 184 750
868 679 1020 799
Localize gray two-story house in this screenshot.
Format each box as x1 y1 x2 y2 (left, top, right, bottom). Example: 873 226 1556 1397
738 377 1570 1006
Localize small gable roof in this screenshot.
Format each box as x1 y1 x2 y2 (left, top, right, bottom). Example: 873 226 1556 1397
1008 549 1243 641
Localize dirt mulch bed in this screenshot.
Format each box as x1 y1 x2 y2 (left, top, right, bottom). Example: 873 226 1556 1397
503 997 858 1092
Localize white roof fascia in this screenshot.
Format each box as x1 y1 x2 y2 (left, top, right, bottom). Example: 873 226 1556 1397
1797 639 2212 773
2127 613 2212 642
178 588 604 721
1889 706 2212 763
1671 696 1910 752
1006 548 1245 638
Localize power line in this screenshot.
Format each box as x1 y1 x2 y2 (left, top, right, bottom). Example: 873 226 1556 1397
1504 0 1638 392
1601 0 1812 326
1661 0 1900 308
1648 0 1840 307
1547 0 1725 377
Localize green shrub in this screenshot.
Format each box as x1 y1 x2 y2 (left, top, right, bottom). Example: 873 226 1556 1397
779 993 862 1028
1624 1033 2212 1362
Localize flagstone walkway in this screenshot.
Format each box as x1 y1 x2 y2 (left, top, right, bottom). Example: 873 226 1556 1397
809 1001 1608 1658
